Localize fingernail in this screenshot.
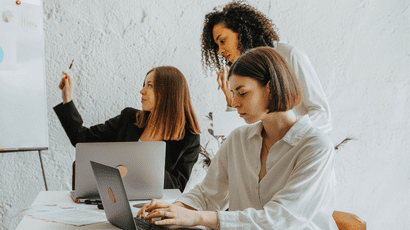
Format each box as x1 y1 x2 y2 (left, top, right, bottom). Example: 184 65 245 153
65 76 67 79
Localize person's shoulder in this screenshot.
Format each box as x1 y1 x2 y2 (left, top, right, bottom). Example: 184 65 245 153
120 107 138 115
299 127 334 158
184 128 200 138
275 42 295 51
306 128 333 147
275 42 307 60
227 122 261 142
118 107 140 122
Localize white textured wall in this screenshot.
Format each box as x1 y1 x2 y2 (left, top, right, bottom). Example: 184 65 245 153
0 0 408 229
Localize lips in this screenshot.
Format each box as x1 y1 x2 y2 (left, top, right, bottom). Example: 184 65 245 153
239 112 246 117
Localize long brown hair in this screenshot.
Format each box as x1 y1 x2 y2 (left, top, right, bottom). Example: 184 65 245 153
135 66 200 140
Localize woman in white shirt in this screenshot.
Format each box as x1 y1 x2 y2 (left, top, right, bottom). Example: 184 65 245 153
202 2 332 133
137 47 338 229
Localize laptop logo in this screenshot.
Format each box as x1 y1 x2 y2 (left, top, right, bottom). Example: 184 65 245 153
108 187 116 204
116 165 128 177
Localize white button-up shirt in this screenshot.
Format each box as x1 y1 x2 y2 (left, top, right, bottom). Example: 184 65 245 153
227 43 332 134
175 115 338 229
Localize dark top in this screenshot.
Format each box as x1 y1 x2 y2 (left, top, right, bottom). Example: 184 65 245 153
53 101 200 192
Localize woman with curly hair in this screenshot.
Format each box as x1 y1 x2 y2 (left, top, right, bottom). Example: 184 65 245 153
202 1 332 133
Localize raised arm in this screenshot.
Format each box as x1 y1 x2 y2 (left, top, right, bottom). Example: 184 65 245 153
53 101 121 146
54 73 120 146
287 46 332 133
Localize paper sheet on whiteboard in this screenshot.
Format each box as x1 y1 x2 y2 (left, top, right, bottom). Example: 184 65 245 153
0 33 17 70
213 111 248 136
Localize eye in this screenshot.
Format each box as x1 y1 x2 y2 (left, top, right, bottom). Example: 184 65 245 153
239 92 246 96
220 39 225 44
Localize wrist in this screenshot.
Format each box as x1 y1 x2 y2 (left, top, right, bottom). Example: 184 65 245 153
63 98 72 104
197 211 218 229
172 202 185 208
172 202 197 210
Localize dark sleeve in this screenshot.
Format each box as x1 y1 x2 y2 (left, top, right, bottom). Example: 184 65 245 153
164 134 200 192
53 101 121 147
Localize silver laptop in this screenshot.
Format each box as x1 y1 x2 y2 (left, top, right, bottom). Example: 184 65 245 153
90 161 204 230
71 141 166 201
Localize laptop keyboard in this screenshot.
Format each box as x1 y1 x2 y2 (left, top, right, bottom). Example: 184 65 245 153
133 216 170 229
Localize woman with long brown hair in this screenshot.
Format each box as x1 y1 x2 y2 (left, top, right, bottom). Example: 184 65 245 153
54 66 201 192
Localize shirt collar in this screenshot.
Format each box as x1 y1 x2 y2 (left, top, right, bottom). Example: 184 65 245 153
247 121 263 139
247 115 312 146
282 115 312 146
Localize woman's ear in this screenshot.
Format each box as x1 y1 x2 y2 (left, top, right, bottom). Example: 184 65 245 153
266 80 272 94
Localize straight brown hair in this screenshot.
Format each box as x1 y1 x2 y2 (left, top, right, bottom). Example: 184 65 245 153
228 46 302 112
135 66 200 140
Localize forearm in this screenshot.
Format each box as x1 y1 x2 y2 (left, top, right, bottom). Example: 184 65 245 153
170 203 219 228
172 202 197 210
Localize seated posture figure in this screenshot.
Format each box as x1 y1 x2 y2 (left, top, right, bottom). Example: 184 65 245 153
54 66 201 192
137 47 338 229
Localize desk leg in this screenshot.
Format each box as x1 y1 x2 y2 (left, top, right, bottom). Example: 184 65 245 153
38 150 48 191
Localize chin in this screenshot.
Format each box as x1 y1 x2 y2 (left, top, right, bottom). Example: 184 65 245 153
242 116 256 124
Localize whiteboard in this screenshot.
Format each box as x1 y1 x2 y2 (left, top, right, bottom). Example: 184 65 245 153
0 0 48 150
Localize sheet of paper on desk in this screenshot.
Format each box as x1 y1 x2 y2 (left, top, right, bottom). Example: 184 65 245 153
23 203 107 226
213 111 248 136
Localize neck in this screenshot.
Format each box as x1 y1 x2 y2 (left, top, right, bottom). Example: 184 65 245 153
261 110 297 143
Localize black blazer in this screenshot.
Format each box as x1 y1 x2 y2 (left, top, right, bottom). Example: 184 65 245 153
53 101 200 192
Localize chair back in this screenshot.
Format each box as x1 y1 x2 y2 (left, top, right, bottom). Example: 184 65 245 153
333 211 366 230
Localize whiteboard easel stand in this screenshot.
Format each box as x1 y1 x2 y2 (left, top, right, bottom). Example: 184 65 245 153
0 148 48 191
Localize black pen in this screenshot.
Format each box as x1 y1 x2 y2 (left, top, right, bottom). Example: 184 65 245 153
69 59 74 69
85 199 102 204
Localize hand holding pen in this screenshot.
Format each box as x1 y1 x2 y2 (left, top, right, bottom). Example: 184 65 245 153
59 59 74 104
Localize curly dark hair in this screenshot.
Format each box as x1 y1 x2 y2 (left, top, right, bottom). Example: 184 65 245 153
201 1 279 72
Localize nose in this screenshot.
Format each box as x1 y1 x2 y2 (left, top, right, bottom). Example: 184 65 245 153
140 87 145 95
217 46 224 56
232 93 240 109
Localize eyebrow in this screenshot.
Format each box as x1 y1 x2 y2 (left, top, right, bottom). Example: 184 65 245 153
231 85 245 91
215 34 221 42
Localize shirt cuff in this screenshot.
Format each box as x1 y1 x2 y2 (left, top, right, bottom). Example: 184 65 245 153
53 100 75 113
218 211 239 228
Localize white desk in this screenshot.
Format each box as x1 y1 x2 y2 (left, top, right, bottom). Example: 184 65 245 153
16 190 183 230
